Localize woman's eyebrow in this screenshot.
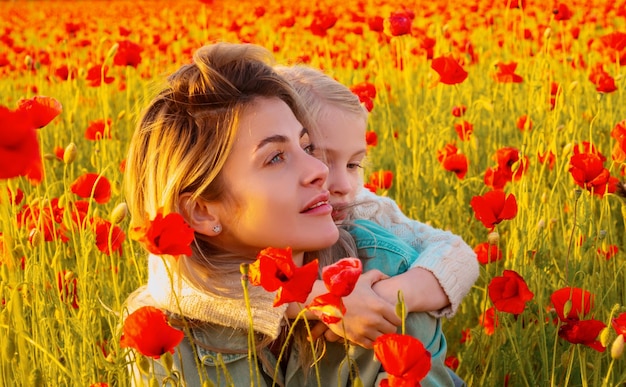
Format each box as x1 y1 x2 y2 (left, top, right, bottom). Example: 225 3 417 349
255 127 307 152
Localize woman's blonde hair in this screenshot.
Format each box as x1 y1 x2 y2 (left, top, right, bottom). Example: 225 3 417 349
124 43 313 292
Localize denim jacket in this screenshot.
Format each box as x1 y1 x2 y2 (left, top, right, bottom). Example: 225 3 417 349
130 219 460 386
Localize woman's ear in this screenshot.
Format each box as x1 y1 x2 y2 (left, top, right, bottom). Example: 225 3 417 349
178 193 222 236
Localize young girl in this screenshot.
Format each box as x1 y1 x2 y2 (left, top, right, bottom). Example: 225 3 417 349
123 43 341 386
277 65 478 348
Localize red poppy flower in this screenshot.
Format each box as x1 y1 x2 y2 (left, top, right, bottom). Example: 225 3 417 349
16 96 62 129
538 150 556 170
373 333 431 387
573 141 606 161
569 153 612 196
17 198 68 243
553 3 573 21
597 244 619 260
442 154 468 179
307 292 345 324
550 287 594 322
70 173 112 204
85 118 113 140
0 106 43 183
86 64 115 87
494 147 529 181
437 143 458 163
369 170 394 190
558 319 606 352
351 82 376 112
488 270 534 315
494 62 523 83
387 10 412 36
474 242 503 265
589 65 617 93
57 270 79 309
93 218 125 256
516 115 532 131
248 247 319 307
454 120 473 141
451 105 467 117
113 40 142 68
365 131 378 146
479 307 499 335
310 12 337 36
483 166 511 189
445 355 459 371
6 187 24 205
368 16 385 32
322 257 362 297
612 312 626 336
130 210 195 258
431 55 468 85
470 190 518 230
120 306 184 359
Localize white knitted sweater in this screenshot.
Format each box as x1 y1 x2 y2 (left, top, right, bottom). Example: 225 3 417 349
353 189 478 318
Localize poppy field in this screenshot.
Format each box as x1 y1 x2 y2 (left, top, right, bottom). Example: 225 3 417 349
1 0 626 385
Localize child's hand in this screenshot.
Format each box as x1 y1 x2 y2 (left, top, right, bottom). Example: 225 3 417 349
325 270 402 349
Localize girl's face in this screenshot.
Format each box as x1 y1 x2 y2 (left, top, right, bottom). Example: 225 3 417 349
314 104 367 223
216 97 339 259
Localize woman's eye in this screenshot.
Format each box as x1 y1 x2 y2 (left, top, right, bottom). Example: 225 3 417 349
269 152 285 164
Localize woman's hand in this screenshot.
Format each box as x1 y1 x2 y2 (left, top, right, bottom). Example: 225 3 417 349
315 270 402 349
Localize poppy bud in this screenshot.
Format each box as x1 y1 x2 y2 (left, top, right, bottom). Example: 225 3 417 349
574 189 582 198
64 270 75 282
562 299 573 318
24 55 33 67
568 81 578 92
161 351 174 372
63 143 78 164
611 334 624 359
395 290 406 319
3 335 15 360
562 143 572 157
43 153 56 161
136 355 151 375
110 202 128 225
537 219 545 230
106 43 119 60
598 230 607 240
600 327 610 347
117 110 126 120
240 262 250 277
488 231 500 245
28 228 42 247
543 27 552 40
29 369 44 387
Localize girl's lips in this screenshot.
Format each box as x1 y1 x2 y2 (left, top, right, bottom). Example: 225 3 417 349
331 208 347 221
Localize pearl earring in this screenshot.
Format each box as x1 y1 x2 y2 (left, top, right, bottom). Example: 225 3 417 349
212 224 222 234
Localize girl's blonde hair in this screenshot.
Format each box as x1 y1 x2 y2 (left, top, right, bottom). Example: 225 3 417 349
275 65 367 134
124 43 313 292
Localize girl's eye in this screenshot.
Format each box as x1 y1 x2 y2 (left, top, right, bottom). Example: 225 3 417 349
303 143 316 156
347 162 363 170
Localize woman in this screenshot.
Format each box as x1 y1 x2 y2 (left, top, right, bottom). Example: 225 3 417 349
123 42 340 386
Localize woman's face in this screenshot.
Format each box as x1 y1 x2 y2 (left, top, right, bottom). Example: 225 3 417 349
216 97 339 258
314 104 367 223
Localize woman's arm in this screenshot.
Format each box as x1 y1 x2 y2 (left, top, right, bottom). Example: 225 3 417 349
285 270 402 349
